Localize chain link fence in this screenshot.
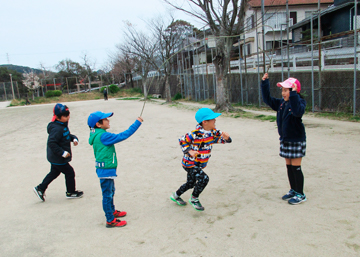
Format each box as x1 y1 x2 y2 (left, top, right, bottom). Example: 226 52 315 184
155 32 360 115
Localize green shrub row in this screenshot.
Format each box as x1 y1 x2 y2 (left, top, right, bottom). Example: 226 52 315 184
45 90 62 98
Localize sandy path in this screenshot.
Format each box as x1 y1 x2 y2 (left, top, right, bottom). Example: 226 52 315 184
0 98 359 256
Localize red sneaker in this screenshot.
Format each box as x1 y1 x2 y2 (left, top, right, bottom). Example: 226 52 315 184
113 210 127 218
106 218 127 228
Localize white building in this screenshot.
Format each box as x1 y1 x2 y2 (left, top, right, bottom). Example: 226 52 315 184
242 0 333 56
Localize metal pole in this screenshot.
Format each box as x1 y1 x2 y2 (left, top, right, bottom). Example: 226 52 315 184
286 0 290 77
243 38 248 104
256 31 261 107
202 28 206 100
261 0 266 73
16 81 20 98
281 24 285 81
318 0 322 109
311 14 315 112
354 0 358 116
10 74 15 99
187 37 193 100
238 39 243 105
181 51 186 98
193 29 198 101
3 83 7 101
211 48 216 100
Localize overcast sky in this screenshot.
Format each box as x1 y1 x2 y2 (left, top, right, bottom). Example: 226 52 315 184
0 0 204 71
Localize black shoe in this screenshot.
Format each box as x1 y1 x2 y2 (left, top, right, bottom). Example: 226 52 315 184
33 186 45 201
66 190 84 198
282 189 296 201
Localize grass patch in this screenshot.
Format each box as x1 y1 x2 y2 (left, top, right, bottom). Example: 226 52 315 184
9 88 144 107
313 111 360 122
253 114 276 122
199 99 216 105
117 97 141 100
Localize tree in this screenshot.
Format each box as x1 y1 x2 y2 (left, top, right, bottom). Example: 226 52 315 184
111 50 137 88
164 0 247 111
0 67 23 84
117 21 159 99
22 71 41 100
55 59 85 78
81 54 97 90
149 16 184 102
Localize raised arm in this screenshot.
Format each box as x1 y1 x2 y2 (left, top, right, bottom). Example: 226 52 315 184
261 74 282 111
100 119 142 146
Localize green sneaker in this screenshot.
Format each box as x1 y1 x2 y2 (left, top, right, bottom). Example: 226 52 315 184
189 196 205 211
170 193 186 206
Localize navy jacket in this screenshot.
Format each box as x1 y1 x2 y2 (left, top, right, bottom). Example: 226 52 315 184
47 121 78 165
261 79 306 142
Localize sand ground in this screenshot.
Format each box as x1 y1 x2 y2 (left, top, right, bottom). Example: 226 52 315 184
0 98 359 256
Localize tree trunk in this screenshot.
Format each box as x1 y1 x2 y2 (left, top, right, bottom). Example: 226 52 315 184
214 38 233 112
130 74 134 88
143 77 148 99
165 75 172 102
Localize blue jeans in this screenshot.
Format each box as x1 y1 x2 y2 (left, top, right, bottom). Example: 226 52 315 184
100 179 115 222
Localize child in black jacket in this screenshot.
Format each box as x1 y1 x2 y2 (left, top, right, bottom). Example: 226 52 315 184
261 73 307 205
33 103 83 201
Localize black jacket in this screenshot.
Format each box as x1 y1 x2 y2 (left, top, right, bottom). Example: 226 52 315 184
47 121 78 164
261 79 306 142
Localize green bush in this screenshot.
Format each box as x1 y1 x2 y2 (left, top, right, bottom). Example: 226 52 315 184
100 86 106 93
130 87 142 94
172 92 182 101
45 90 62 98
109 84 119 94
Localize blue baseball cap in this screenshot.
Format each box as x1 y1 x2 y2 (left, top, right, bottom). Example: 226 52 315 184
88 111 113 128
195 108 221 124
52 103 69 121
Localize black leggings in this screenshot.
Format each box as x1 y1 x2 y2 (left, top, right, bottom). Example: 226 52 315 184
38 163 76 193
176 167 209 198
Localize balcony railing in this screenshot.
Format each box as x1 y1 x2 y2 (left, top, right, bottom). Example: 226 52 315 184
264 18 293 33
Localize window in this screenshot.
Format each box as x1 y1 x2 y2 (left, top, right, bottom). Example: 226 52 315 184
290 12 297 24
246 15 255 29
264 12 286 30
266 41 273 50
245 43 251 56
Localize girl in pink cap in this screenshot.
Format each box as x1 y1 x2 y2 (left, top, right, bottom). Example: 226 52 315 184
261 73 307 205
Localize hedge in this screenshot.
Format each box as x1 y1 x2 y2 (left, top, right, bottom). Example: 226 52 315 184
45 90 62 98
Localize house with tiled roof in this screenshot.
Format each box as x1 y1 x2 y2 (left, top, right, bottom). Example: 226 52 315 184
241 0 334 56
291 0 360 43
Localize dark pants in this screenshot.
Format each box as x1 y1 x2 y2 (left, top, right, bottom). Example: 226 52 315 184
38 163 76 193
176 167 209 198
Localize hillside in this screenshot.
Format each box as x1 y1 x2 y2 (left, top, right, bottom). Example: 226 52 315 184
0 64 42 74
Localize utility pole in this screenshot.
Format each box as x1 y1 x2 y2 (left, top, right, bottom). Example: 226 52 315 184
318 0 322 110
354 0 358 116
286 0 290 77
10 74 15 100
261 0 266 73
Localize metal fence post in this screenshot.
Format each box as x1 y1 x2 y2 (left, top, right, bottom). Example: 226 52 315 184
311 13 315 112
3 83 7 101
238 39 243 105
354 0 358 116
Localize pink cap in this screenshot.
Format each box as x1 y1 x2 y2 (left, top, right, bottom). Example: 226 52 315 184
277 77 301 93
